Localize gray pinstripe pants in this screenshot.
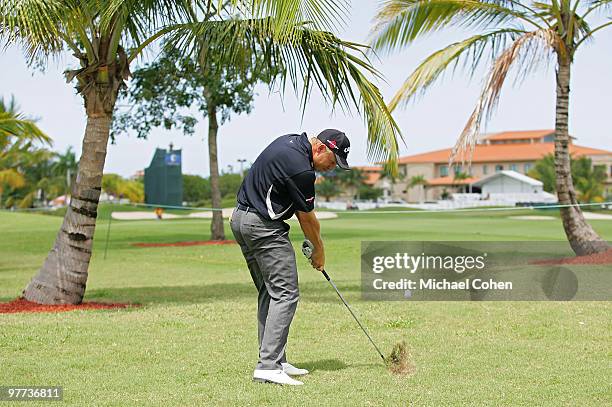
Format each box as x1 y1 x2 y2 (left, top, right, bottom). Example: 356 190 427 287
230 207 299 370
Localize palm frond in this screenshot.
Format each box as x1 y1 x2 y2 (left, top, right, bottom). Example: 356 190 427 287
0 168 25 189
100 0 194 50
0 0 70 63
387 27 524 111
249 0 350 31
369 0 540 54
166 16 403 168
533 0 592 50
0 96 51 145
583 0 612 18
449 28 557 167
575 19 612 49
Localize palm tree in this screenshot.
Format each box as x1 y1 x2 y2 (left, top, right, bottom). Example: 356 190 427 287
0 96 49 142
2 0 402 304
1 0 195 304
528 154 557 192
453 171 473 193
0 96 50 206
18 148 64 208
408 174 428 202
380 163 406 182
571 156 607 203
315 178 341 202
0 162 25 207
370 0 611 255
531 154 607 201
53 147 78 198
336 168 367 199
379 165 405 201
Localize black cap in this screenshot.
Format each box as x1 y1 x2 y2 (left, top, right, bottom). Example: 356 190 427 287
317 129 350 170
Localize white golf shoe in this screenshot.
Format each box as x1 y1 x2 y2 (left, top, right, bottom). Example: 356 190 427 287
282 362 309 376
253 369 304 386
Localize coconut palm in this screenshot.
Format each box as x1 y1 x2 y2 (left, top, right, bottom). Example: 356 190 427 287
1 0 195 304
18 148 65 207
0 96 50 206
0 96 49 143
453 171 474 193
0 162 25 206
3 146 79 208
370 0 611 255
1 0 402 304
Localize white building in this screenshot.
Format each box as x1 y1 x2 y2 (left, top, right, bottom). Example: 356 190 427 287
473 170 544 194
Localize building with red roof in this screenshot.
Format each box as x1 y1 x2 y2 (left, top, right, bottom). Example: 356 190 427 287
370 130 611 202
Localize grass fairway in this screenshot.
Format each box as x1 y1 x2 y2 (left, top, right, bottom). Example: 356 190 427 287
1 207 610 406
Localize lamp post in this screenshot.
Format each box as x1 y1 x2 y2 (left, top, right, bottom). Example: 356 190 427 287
238 158 247 179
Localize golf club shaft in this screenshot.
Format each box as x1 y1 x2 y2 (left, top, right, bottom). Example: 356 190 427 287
321 270 386 362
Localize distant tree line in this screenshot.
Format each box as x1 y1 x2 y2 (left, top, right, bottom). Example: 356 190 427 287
1 96 79 209
315 168 383 202
529 154 609 203
101 174 144 204
0 145 77 209
182 173 243 207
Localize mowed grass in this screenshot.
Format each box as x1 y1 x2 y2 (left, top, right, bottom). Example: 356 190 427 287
0 206 611 406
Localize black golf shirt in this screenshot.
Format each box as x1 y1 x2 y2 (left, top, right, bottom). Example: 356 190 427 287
237 133 316 221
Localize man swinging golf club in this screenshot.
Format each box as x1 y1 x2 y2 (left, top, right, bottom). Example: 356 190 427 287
230 129 351 386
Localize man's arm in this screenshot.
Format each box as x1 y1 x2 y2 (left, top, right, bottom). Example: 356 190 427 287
285 170 324 271
295 210 324 271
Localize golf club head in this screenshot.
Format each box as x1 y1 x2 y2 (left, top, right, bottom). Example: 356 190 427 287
302 239 314 260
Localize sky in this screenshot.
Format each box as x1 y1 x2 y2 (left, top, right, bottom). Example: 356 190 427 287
1 2 611 178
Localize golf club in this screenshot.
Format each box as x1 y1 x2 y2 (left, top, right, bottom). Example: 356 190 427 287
301 239 386 362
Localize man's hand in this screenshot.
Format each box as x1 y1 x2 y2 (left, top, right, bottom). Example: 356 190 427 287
296 210 325 272
310 247 325 271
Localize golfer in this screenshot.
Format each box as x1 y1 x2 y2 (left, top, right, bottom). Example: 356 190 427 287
230 129 351 386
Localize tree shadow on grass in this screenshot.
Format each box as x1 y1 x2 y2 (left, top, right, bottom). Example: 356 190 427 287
85 283 253 305
299 359 349 372
299 359 383 372
84 281 363 305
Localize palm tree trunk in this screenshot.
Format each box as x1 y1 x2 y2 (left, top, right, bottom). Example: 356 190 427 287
207 100 225 241
554 57 609 255
23 113 112 304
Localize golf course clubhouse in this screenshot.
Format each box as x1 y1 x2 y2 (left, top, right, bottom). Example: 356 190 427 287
364 130 612 203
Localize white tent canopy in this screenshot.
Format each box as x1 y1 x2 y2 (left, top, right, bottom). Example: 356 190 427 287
472 170 543 193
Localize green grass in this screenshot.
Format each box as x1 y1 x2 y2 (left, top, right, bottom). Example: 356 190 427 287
1 206 611 406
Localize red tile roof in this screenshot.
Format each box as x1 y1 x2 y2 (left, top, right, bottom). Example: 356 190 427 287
482 129 554 141
353 165 382 185
398 143 611 164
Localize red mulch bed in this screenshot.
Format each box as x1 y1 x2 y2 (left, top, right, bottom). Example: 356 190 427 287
530 248 612 265
132 240 236 248
0 297 138 314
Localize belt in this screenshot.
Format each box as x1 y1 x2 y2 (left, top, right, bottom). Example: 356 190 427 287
237 203 259 215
